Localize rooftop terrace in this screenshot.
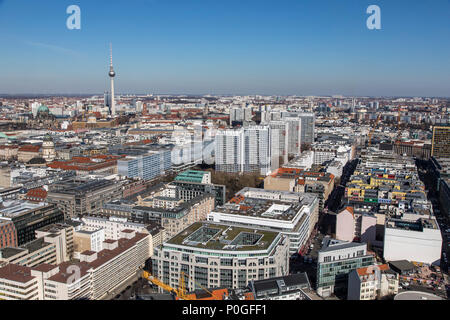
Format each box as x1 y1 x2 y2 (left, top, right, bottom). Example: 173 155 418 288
166 222 280 251
213 190 317 221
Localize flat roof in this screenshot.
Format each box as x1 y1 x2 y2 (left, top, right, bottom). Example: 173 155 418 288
166 222 279 251
388 260 416 272
0 247 26 259
22 238 53 253
0 201 48 218
394 291 444 300
252 273 310 293
32 263 58 273
212 190 316 221
0 264 35 283
320 236 367 253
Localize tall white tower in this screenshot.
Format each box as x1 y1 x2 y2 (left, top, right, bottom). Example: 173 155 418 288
109 43 116 116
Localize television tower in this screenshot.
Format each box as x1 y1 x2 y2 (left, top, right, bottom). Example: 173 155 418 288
109 43 116 116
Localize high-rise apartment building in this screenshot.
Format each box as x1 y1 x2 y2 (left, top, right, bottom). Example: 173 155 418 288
215 129 244 173
215 126 273 175
268 121 289 168
282 112 315 146
243 126 271 175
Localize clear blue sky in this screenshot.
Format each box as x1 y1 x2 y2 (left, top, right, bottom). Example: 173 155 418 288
0 0 449 96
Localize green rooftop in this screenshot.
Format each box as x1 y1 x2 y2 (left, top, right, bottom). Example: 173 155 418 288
174 170 209 183
166 222 279 251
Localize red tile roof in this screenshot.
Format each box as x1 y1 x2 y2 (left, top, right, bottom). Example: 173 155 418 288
25 188 48 200
0 145 19 149
18 145 40 152
357 264 390 277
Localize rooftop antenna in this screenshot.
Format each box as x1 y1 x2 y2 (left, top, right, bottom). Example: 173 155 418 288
110 42 113 67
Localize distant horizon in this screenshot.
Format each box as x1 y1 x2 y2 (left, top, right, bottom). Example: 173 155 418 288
1 93 449 99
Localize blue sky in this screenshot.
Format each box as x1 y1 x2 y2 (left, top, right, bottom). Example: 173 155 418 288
0 0 449 96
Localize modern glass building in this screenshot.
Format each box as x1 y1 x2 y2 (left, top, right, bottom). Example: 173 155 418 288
117 148 171 180
316 237 375 297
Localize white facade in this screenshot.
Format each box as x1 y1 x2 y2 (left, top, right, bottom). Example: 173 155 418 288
326 161 343 179
284 150 314 170
243 126 271 175
268 121 289 169
215 129 244 173
74 227 105 253
347 265 399 300
81 216 149 241
383 219 442 265
215 126 273 175
207 188 319 255
40 231 150 300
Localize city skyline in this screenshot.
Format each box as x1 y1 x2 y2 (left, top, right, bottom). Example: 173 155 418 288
0 0 449 97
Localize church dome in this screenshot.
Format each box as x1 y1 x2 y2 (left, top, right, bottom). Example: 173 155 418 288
37 105 50 113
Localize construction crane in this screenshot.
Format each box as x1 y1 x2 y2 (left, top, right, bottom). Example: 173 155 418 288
142 270 233 300
368 113 382 147
142 270 193 300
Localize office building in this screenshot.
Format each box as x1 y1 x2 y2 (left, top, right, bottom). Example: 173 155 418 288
0 202 64 246
429 157 450 217
0 219 17 249
264 168 335 213
431 125 450 158
383 216 442 265
174 170 211 184
152 222 290 292
0 223 74 268
80 215 148 241
171 180 226 207
316 237 375 297
116 146 172 180
46 178 123 219
0 230 151 300
208 188 319 255
134 187 214 239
